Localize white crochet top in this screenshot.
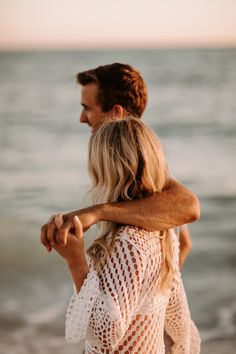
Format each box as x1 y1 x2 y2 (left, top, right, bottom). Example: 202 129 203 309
65 226 200 353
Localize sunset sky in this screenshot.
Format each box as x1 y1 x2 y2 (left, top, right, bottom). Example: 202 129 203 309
0 0 236 50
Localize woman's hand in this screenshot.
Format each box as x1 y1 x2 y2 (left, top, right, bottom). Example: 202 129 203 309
40 205 101 251
52 214 87 270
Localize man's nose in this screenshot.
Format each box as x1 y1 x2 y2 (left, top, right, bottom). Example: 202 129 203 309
80 111 88 123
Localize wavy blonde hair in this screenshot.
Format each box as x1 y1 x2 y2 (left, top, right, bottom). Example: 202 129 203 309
87 118 174 290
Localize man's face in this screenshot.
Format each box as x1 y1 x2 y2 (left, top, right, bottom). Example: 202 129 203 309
80 83 109 133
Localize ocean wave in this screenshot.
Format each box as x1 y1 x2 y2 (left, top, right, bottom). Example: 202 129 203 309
200 300 236 342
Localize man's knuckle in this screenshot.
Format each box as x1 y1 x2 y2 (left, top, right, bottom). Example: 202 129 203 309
41 224 46 232
40 233 45 242
41 237 47 245
48 222 55 229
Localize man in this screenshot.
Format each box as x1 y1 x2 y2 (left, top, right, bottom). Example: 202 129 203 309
41 63 200 263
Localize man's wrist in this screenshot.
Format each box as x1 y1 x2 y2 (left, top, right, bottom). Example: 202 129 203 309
94 202 109 222
83 203 111 223
65 204 106 226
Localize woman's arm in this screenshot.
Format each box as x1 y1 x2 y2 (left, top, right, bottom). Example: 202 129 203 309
164 276 201 353
65 230 147 349
41 178 200 249
51 215 89 293
179 225 193 267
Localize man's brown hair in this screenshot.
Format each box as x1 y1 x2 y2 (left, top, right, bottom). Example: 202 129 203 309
77 63 147 118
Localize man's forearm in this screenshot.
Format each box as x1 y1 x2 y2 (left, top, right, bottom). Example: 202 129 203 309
97 179 200 231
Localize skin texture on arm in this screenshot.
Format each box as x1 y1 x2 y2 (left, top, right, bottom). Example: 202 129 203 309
52 215 89 293
41 178 200 249
164 276 201 353
99 178 200 231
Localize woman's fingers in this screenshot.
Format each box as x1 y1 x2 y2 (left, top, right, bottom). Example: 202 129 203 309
41 214 83 250
73 216 83 239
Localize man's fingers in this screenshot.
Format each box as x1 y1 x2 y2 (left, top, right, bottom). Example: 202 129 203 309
47 214 56 223
58 220 73 246
41 214 83 248
54 214 64 244
46 221 58 247
74 216 83 238
55 213 64 229
41 214 63 251
41 224 52 252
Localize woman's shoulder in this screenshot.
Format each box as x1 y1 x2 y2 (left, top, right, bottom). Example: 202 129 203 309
115 225 161 254
117 225 178 240
115 225 179 255
117 224 159 239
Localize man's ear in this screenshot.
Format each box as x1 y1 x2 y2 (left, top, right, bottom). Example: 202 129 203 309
110 104 125 118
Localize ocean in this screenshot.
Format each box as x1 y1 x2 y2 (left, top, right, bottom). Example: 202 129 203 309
0 48 236 354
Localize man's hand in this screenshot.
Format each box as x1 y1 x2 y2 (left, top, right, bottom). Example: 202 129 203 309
52 214 87 267
179 225 192 267
41 177 200 252
41 205 101 252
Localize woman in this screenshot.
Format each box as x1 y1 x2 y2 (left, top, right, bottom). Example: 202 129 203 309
53 118 200 353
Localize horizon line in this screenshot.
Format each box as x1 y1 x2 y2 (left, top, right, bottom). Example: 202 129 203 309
0 42 236 53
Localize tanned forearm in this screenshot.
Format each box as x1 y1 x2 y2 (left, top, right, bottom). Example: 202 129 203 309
67 261 89 293
97 178 200 231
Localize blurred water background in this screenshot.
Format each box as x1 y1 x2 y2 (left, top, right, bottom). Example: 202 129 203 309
0 48 236 354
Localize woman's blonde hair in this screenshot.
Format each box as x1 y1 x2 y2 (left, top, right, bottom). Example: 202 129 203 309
87 117 174 290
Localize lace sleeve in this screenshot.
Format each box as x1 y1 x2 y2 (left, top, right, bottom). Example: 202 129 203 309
164 276 201 353
65 232 147 350
65 270 100 343
189 320 201 354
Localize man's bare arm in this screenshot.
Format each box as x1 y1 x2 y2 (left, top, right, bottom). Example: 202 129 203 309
41 178 200 250
98 178 200 231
